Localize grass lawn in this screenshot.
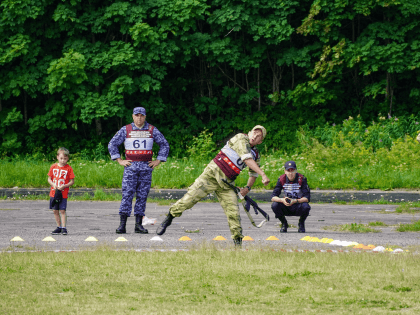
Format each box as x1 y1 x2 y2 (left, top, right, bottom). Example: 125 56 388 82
1 246 419 315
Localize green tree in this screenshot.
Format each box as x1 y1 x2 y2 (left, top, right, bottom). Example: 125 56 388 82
1 0 419 158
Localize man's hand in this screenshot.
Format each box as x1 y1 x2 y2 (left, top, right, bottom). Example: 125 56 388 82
239 187 250 197
280 198 290 206
261 174 270 186
283 198 298 206
117 158 132 167
148 160 161 169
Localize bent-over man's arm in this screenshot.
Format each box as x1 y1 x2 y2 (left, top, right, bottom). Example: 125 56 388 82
244 158 269 185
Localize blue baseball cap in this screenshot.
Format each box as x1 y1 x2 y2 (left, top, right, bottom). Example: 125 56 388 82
284 161 297 170
133 107 146 115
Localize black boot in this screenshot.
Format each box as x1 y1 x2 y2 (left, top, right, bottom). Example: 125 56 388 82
116 214 128 234
233 238 242 248
156 213 174 235
278 215 288 233
135 215 148 234
298 214 308 233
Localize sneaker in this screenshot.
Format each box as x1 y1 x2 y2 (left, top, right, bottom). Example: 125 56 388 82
61 228 68 235
51 227 62 235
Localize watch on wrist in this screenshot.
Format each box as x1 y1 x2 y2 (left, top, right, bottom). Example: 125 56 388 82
246 186 251 191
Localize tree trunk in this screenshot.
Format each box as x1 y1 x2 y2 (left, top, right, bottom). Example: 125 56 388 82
94 75 102 135
207 63 213 98
384 11 393 117
386 72 394 117
225 63 230 89
267 51 283 105
257 67 261 111
291 62 295 90
24 91 28 125
95 118 102 135
199 58 204 97
92 32 102 136
389 87 393 117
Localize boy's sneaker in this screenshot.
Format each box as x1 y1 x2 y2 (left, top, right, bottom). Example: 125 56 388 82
52 227 62 235
61 228 68 235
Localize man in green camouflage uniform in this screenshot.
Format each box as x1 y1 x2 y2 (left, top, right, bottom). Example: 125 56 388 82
156 125 270 245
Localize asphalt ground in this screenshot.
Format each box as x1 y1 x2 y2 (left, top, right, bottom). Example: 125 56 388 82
1 199 419 253
2 187 420 203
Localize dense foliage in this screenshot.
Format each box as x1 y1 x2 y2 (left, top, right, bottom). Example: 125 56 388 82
1 0 420 157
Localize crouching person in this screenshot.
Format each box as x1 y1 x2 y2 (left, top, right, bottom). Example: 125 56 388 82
271 160 311 233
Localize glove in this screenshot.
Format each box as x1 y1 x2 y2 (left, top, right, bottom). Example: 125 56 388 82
52 188 63 206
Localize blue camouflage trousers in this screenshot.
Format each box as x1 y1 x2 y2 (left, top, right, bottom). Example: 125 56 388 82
119 162 153 217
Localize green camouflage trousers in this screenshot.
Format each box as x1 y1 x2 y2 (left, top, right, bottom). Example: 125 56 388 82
169 161 243 240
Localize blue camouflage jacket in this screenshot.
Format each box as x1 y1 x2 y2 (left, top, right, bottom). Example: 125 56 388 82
108 122 169 169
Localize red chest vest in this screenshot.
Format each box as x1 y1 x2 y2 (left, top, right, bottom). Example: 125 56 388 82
213 135 260 180
124 124 155 161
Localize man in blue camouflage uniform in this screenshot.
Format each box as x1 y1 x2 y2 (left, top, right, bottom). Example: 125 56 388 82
108 107 169 234
270 160 311 233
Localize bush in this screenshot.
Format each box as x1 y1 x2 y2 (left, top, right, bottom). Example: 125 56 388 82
297 114 420 153
186 129 218 161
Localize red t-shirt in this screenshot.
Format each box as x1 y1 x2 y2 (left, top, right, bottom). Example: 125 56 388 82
48 163 75 199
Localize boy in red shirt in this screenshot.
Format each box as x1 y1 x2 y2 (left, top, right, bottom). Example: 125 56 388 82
47 147 75 235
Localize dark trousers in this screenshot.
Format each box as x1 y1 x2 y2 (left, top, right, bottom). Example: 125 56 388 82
271 202 311 219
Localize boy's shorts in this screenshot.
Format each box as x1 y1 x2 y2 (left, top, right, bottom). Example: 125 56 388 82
49 197 68 210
